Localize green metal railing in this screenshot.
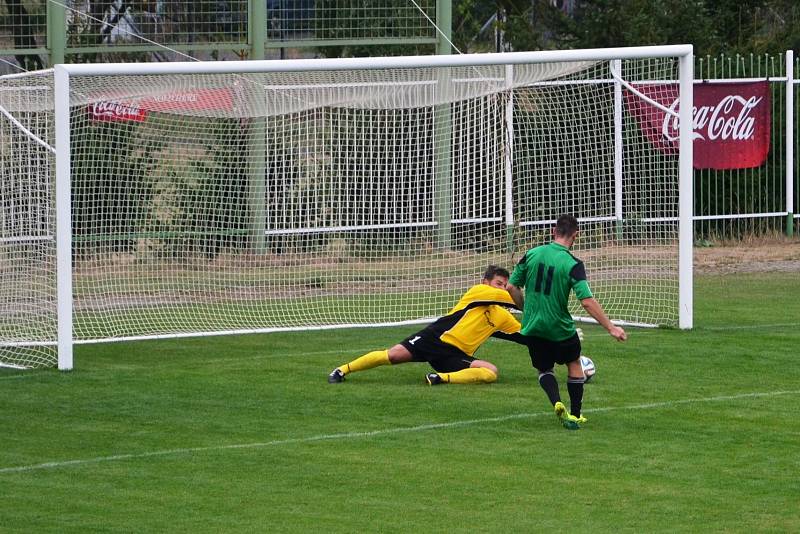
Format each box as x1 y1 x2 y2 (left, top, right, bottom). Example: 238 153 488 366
1 0 445 70
694 52 798 240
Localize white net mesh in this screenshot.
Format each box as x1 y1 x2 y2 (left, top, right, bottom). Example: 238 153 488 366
0 71 57 368
0 55 684 368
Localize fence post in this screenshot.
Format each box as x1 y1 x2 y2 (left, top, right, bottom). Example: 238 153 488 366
504 65 515 252
434 0 452 249
47 0 66 65
613 59 623 240
787 50 795 237
250 0 266 60
436 0 452 55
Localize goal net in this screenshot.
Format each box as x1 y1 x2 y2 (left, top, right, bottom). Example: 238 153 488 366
0 47 693 369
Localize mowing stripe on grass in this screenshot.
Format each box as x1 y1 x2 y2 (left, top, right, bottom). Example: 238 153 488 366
698 323 797 331
1 389 797 475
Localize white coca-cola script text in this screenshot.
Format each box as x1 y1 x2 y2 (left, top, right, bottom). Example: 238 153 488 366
662 95 763 142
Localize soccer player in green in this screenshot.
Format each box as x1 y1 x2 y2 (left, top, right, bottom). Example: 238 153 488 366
507 214 627 430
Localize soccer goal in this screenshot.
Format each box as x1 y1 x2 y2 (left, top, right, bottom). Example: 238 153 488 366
0 45 693 370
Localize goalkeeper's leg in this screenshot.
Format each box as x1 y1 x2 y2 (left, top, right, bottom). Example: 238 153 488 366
429 361 498 385
329 345 412 382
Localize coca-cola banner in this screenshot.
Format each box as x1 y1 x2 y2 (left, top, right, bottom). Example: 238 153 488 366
624 81 771 170
88 87 234 123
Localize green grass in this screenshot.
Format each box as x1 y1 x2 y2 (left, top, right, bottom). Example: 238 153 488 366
2 272 799 533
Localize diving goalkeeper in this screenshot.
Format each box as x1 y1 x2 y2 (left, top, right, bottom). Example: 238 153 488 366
327 265 525 385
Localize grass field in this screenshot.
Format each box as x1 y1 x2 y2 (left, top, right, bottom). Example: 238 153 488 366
1 272 799 533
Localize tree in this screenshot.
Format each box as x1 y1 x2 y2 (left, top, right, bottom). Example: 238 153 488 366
479 0 800 57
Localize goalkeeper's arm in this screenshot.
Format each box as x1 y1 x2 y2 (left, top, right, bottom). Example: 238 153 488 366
491 328 583 344
490 331 527 344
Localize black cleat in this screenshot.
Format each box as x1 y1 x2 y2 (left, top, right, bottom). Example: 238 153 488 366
328 368 345 383
425 372 443 385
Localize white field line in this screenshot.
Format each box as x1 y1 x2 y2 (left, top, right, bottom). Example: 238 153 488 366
1 389 797 475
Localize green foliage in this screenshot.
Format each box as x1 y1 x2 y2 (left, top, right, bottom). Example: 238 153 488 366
71 116 156 256
464 0 800 57
1 272 799 531
71 116 253 259
452 0 496 52
170 118 251 258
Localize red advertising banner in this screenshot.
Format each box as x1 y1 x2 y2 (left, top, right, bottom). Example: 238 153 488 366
88 87 234 123
624 81 771 170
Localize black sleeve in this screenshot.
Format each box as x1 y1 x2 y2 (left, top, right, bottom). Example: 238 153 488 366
569 261 587 282
491 331 528 345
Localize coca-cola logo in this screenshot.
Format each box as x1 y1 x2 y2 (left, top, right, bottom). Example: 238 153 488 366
661 94 763 142
89 100 147 122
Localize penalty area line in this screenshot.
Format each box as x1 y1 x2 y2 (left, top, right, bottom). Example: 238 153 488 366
1 389 797 475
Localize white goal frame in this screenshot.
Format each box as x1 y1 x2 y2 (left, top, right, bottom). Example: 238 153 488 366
45 45 694 370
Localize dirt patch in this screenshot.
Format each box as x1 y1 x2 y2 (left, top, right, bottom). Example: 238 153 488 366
695 240 800 274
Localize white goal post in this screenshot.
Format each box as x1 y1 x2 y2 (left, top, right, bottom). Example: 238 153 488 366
0 45 694 370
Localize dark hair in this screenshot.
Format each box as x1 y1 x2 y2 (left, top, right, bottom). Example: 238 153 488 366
483 265 510 281
554 214 579 237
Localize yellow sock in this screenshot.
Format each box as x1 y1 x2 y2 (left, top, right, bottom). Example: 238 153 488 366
338 350 390 375
438 367 497 384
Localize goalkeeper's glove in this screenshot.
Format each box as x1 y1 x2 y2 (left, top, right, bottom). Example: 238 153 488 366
577 327 584 342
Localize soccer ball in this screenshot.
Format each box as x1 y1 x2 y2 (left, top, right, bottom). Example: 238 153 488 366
580 356 596 382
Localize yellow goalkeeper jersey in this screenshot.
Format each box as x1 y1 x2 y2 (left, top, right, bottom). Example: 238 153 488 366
428 284 521 356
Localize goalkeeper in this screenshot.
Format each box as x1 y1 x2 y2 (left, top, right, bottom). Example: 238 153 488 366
327 265 526 385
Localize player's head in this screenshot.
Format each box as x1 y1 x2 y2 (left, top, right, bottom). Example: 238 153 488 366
482 265 510 289
554 214 580 242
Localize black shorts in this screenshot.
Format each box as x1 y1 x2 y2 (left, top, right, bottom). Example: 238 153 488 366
400 327 475 373
521 332 582 372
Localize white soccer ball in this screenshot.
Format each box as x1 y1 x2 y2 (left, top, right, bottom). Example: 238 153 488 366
580 356 596 382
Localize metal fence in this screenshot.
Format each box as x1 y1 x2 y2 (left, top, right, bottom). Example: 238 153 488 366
0 0 443 72
1 3 798 240
694 52 798 240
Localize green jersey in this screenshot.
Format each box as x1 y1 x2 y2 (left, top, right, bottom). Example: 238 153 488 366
509 241 593 341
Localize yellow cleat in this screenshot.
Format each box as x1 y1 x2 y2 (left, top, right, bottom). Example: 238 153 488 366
554 402 580 430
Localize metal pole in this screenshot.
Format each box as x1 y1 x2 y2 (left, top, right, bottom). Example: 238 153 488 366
436 0 452 56
54 66 73 369
434 0 452 249
247 0 267 254
678 51 694 330
47 0 66 65
613 59 624 241
250 0 266 60
786 50 795 237
505 65 515 252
